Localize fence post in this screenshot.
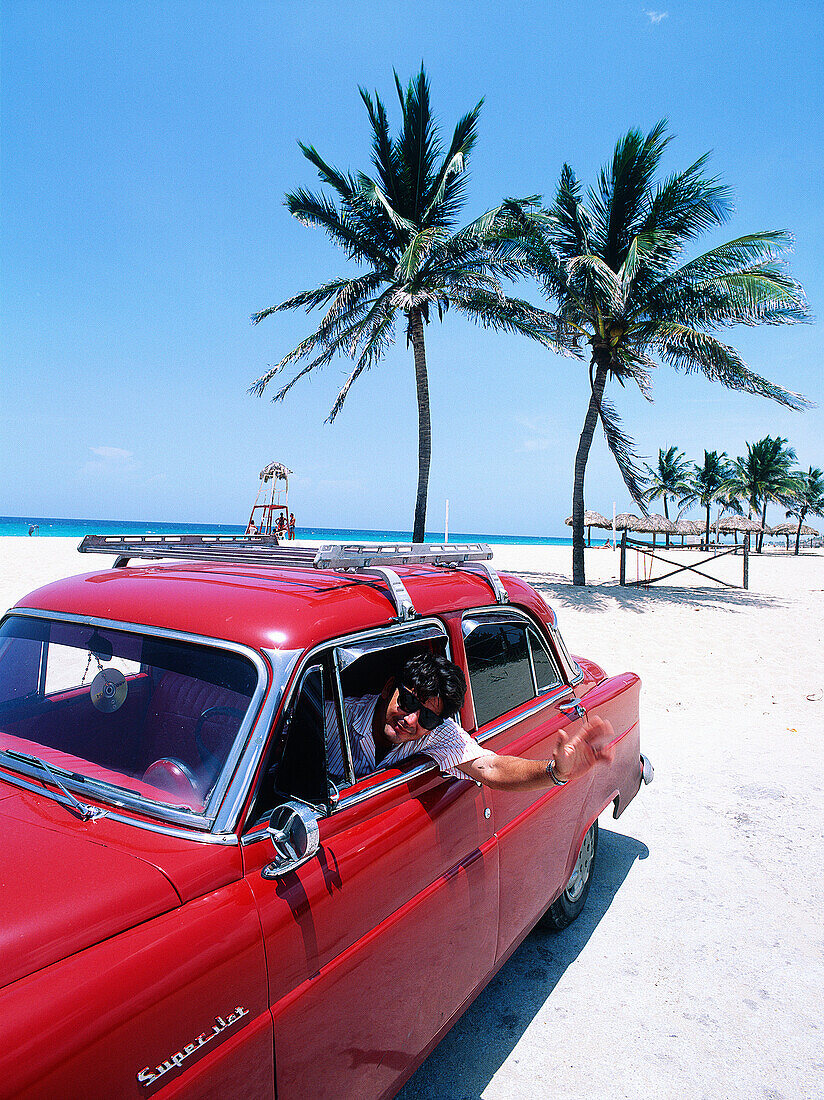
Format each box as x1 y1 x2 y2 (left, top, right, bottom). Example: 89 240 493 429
620 529 626 586
743 534 749 590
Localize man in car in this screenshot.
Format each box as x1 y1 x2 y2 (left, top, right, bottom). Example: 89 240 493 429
326 651 614 790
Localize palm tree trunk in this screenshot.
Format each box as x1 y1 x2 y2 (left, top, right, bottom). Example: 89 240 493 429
704 503 710 549
794 510 806 555
572 359 609 586
663 495 670 549
408 309 431 543
758 500 767 553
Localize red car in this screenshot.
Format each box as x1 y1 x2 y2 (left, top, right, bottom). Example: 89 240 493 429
0 537 651 1100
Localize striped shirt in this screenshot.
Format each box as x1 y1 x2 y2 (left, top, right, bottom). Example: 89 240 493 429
325 695 492 782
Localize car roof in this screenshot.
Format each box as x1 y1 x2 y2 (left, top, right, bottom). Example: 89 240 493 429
12 561 557 653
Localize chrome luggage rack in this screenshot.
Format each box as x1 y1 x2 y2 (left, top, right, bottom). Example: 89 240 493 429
77 535 509 621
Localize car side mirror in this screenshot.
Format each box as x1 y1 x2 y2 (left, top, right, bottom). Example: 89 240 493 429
261 800 320 879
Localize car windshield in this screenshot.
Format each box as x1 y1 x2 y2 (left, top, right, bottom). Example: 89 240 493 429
0 615 259 816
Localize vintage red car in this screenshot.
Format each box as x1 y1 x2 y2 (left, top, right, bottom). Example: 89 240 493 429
0 536 651 1099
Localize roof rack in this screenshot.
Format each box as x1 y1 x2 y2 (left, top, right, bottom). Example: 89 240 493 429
77 535 508 621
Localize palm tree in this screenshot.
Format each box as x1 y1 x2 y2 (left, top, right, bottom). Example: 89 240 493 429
783 465 824 554
728 436 798 551
505 122 810 584
682 450 732 548
641 446 692 546
250 66 558 541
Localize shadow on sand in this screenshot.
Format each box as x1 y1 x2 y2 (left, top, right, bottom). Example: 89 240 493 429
397 827 649 1100
513 571 784 615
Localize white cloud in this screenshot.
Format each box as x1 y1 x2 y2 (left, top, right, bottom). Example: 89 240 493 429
90 445 133 461
523 438 551 452
645 9 668 23
82 445 138 477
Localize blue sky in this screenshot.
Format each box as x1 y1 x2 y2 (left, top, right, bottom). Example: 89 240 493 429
2 0 822 537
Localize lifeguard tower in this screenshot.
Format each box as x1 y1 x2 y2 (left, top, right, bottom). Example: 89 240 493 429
245 462 292 537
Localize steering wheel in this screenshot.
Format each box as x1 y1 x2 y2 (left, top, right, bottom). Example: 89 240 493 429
142 757 201 802
193 706 245 771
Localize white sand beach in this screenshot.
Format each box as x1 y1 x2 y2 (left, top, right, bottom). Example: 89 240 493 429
2 538 823 1100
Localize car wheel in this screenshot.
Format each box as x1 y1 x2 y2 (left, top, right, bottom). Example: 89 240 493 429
542 819 598 931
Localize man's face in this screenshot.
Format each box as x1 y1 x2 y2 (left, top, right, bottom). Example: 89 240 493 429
380 682 444 746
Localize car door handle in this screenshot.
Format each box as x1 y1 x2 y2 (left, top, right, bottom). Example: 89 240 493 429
558 698 586 720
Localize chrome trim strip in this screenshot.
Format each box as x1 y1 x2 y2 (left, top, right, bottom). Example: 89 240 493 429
0 770 238 844
331 648 355 788
337 758 440 812
3 609 269 832
547 619 584 685
213 646 301 833
475 686 573 744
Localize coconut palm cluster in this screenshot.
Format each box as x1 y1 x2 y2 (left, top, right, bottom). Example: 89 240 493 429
637 442 824 554
251 65 811 581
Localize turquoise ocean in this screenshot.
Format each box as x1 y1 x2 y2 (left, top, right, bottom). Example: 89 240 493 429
0 515 573 547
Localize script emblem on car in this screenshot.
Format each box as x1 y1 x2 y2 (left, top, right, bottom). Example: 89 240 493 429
136 1005 249 1086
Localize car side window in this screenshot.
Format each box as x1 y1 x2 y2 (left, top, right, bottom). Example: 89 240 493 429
463 618 564 728
528 628 563 694
463 622 534 727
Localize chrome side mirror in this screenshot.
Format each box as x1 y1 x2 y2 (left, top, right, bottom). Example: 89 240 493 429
261 800 320 879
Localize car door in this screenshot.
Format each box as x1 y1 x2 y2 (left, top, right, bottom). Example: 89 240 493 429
461 609 591 962
243 625 498 1100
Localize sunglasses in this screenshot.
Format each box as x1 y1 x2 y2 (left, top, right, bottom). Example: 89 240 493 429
396 685 443 731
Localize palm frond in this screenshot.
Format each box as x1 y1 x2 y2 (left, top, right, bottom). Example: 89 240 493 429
589 120 670 269
285 187 391 266
597 397 648 507
655 323 811 409
452 290 580 353
421 101 482 225
358 87 400 207
297 144 357 200
326 305 397 421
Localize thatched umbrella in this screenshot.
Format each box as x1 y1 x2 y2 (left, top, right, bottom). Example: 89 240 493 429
630 513 676 548
614 513 641 529
565 510 611 547
771 521 820 551
673 518 704 547
714 514 764 547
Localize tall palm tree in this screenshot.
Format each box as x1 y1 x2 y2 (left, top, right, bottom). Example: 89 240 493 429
682 450 732 548
784 466 824 554
728 436 798 551
250 66 558 541
641 445 692 546
505 122 810 584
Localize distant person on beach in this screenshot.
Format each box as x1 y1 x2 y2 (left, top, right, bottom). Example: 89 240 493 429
324 651 614 789
289 513 296 539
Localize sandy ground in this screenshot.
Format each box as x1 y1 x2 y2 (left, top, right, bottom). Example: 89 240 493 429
2 537 823 1100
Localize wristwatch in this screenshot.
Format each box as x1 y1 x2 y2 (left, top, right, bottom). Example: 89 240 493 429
546 758 567 786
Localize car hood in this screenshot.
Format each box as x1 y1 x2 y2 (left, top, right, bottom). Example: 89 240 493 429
0 797 181 989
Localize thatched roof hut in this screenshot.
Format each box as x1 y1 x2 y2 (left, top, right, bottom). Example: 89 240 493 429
565 511 611 546
716 515 763 533
674 519 704 535
624 512 676 547
614 513 642 529
771 522 818 535
771 521 820 550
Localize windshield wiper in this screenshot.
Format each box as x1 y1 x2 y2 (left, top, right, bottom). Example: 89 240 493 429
0 749 108 821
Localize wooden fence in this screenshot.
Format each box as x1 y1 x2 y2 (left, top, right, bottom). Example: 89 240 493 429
619 530 750 589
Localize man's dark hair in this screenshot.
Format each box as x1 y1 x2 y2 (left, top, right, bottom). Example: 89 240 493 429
398 652 466 720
